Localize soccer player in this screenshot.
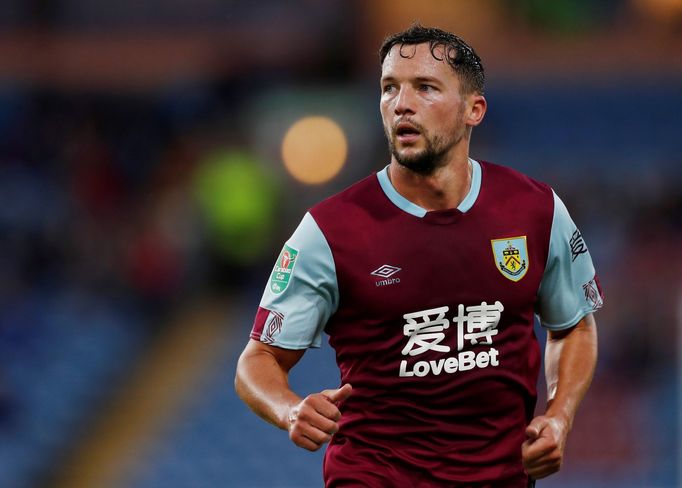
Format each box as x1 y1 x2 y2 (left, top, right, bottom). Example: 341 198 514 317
235 25 602 487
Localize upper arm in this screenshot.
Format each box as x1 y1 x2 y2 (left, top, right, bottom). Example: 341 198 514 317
536 191 604 331
240 339 306 373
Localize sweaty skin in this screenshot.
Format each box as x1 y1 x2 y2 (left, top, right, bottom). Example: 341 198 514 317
379 43 486 212
235 339 352 452
522 314 598 479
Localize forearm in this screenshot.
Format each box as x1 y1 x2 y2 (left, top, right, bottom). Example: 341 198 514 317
544 313 598 430
235 345 303 431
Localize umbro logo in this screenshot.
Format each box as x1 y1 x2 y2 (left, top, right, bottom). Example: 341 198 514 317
371 264 402 287
371 264 401 278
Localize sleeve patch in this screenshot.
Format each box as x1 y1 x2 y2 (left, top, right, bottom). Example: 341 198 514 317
582 275 604 311
250 306 285 343
569 229 589 262
270 245 299 294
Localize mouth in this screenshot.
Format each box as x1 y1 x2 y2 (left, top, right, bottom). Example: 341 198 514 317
394 122 422 145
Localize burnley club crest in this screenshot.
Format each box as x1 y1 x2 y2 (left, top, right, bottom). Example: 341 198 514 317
491 236 528 282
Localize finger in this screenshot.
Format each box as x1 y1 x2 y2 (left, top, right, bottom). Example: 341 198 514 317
323 383 353 403
290 431 323 452
523 448 562 479
297 394 341 422
310 414 339 435
311 396 342 422
301 426 333 446
289 418 332 448
296 400 341 434
522 438 556 464
526 460 561 480
524 445 562 469
524 452 558 473
525 416 548 439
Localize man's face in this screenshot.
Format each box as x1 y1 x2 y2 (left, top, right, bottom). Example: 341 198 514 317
380 43 470 174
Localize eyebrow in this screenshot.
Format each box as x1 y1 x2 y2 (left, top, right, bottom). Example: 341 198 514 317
380 75 441 84
414 76 440 84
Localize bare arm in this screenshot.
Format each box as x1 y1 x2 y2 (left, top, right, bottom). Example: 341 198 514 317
235 339 352 451
235 339 306 430
544 313 598 427
522 313 598 479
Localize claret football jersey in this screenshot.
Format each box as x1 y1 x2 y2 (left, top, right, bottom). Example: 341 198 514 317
250 159 603 487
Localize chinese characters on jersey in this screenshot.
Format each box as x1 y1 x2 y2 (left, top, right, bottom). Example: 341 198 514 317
399 301 503 377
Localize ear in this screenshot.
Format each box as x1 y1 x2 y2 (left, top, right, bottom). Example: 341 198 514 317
465 95 487 127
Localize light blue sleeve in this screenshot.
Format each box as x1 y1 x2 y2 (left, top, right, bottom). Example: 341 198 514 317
256 212 339 349
536 191 604 330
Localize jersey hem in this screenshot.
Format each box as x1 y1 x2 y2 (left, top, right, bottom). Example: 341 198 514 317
539 306 599 331
249 334 320 350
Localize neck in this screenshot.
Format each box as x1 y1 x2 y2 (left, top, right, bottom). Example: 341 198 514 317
388 153 473 212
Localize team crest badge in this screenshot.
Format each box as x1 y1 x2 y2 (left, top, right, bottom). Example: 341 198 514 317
491 236 529 282
270 245 299 294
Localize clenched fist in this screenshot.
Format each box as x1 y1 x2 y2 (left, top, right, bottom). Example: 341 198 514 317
522 415 569 480
287 384 353 451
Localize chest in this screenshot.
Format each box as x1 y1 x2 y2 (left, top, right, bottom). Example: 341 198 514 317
330 211 547 323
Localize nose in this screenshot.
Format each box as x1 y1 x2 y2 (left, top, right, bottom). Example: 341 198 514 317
394 86 415 116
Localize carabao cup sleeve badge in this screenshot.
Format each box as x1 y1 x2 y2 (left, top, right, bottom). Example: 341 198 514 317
491 236 529 282
270 245 299 294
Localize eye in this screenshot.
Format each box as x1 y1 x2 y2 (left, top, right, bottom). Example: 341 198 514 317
382 84 396 94
419 84 436 92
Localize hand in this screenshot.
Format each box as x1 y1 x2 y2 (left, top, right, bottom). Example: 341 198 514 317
287 383 352 451
522 415 569 480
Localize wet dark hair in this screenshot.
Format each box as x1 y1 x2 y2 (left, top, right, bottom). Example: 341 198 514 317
379 24 485 95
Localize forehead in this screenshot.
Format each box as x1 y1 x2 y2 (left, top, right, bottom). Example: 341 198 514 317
381 42 456 81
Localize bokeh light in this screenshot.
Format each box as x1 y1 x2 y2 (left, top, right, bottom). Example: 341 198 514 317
281 116 347 185
193 150 278 263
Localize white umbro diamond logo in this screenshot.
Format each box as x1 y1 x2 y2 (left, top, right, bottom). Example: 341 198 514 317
371 264 401 278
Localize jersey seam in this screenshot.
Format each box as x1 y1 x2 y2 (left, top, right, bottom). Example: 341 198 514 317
534 188 558 311
305 212 341 317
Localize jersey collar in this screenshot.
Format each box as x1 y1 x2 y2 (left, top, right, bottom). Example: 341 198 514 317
376 158 482 218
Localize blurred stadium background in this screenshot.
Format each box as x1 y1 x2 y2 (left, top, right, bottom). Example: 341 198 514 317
0 1 680 487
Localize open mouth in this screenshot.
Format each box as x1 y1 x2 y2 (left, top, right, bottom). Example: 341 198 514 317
395 123 421 143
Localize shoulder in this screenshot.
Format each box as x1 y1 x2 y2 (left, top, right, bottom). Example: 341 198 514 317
309 171 384 223
477 160 555 217
476 160 556 239
478 160 553 198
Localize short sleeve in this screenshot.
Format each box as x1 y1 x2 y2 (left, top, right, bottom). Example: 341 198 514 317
250 212 339 349
536 191 604 330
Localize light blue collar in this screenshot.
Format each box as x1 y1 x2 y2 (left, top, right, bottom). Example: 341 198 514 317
376 159 482 217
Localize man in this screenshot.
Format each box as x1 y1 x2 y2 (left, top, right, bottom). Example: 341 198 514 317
235 25 602 487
